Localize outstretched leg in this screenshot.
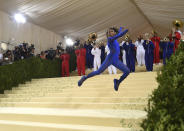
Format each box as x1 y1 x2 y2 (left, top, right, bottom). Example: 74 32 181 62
78 54 113 86
112 60 130 91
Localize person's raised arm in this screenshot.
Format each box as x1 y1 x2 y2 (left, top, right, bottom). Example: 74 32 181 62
108 27 128 42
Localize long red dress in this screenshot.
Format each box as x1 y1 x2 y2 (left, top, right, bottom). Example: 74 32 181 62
151 36 160 64
60 53 70 77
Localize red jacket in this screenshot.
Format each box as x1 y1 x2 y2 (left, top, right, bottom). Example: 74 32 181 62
80 48 86 63
75 49 80 62
169 32 181 51
60 53 70 63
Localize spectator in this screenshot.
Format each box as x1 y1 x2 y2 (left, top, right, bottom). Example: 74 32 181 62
40 51 46 59
159 37 174 65
91 44 101 71
143 34 155 71
60 50 70 77
122 36 135 72
151 31 161 65
135 35 145 66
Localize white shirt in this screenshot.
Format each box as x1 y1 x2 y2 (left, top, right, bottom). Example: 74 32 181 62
91 47 101 59
135 40 144 51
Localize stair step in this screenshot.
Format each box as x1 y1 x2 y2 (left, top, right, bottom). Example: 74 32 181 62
0 102 146 110
0 120 137 131
0 97 148 103
0 107 146 128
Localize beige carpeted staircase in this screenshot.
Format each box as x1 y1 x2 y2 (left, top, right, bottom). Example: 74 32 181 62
0 72 158 131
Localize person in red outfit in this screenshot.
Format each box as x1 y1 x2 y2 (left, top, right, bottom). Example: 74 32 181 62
169 27 181 53
75 46 81 76
60 50 70 77
151 31 160 64
75 44 86 76
79 45 86 76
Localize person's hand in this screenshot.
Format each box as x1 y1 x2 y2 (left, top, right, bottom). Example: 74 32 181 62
119 27 123 32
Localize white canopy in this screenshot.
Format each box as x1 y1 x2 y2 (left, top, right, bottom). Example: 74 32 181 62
0 0 183 41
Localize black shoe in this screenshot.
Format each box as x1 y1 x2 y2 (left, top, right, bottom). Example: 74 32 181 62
114 79 120 91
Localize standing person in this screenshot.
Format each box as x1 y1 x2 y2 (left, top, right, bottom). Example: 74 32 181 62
78 27 130 91
99 42 105 63
0 49 3 66
160 37 174 65
75 46 81 76
60 50 70 77
105 44 117 74
122 36 135 72
91 44 101 71
40 51 46 59
120 41 127 65
151 31 160 65
84 41 94 70
135 35 145 66
169 27 181 52
79 44 86 75
143 34 155 71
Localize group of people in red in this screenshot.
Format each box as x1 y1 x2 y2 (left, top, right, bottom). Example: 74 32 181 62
60 45 87 77
151 25 182 65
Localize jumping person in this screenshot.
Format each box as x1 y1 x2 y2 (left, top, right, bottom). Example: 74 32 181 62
78 27 130 91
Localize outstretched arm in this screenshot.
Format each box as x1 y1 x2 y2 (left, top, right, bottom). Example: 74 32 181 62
108 27 128 42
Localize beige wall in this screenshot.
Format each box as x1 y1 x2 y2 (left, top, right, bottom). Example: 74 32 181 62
0 11 62 54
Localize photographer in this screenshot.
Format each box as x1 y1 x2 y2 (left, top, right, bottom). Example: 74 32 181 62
0 49 3 66
46 48 56 60
3 50 13 65
13 46 21 61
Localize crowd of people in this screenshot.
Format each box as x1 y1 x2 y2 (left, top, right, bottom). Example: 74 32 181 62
71 26 183 77
0 43 35 66
0 25 183 78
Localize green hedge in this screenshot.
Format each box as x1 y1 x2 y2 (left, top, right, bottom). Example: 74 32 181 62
0 49 77 94
141 40 184 131
0 57 62 93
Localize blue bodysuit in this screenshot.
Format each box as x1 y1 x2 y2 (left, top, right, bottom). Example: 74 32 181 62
78 27 130 91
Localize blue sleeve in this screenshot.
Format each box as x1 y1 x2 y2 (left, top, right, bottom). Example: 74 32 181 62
150 41 155 49
143 40 147 49
108 28 128 42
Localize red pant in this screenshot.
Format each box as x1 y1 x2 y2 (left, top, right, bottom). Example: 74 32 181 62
62 62 69 77
153 47 160 64
77 57 85 76
77 58 81 76
80 56 86 75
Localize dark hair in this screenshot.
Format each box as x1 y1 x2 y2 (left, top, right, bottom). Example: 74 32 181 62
106 27 119 38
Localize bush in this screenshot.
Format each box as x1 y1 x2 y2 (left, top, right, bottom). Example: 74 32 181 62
0 57 62 93
141 40 184 131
